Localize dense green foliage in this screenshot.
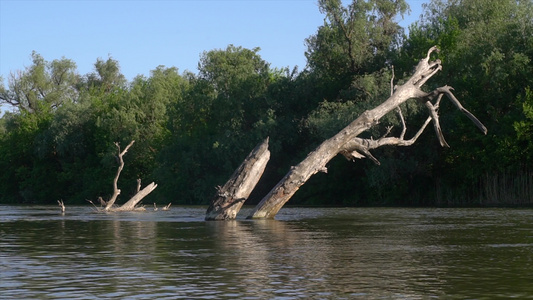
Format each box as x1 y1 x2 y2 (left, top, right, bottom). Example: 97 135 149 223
1 0 532 206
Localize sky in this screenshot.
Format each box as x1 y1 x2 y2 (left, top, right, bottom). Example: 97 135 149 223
0 0 428 90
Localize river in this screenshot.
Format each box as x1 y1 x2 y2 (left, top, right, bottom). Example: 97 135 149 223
1 205 532 299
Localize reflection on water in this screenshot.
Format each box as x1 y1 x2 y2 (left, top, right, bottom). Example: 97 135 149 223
1 206 532 299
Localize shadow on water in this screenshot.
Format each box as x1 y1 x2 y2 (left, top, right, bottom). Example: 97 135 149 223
1 205 532 299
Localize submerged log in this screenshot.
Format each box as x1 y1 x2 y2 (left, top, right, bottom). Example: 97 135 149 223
114 182 158 211
205 137 270 220
162 203 172 211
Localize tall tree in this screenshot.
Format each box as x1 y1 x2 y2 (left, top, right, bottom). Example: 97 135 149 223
198 44 272 132
0 52 79 203
305 0 408 97
296 0 413 205
82 56 127 93
158 45 278 204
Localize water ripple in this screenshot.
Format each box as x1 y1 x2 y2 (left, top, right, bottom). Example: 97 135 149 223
1 206 533 299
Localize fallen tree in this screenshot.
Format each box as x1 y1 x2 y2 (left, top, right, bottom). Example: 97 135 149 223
206 46 487 220
89 140 158 212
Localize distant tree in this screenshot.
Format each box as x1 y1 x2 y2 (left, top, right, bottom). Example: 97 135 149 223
305 0 408 99
0 52 80 202
81 56 127 93
198 44 272 132
0 109 57 202
514 88 533 163
0 51 79 113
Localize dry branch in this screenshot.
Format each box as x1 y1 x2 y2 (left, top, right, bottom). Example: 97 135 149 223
96 140 158 212
105 140 135 210
244 46 487 219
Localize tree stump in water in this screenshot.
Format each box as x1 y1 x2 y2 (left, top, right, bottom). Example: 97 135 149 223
205 137 270 220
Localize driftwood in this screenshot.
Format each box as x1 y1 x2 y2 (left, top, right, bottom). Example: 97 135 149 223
94 140 158 212
162 203 172 211
57 200 65 213
207 46 487 220
205 137 270 220
152 202 172 211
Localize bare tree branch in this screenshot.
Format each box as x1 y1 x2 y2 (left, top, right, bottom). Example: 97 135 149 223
437 86 488 134
105 140 135 211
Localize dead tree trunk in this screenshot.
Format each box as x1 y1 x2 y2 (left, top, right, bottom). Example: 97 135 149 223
205 137 270 220
248 46 486 218
102 140 158 212
207 46 487 220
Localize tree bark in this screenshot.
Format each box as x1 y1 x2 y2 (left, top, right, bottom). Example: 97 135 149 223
205 137 270 220
245 46 487 219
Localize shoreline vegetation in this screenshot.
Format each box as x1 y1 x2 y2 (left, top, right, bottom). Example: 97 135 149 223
1 0 532 208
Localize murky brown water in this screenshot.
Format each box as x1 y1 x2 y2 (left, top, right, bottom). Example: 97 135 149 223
1 206 532 299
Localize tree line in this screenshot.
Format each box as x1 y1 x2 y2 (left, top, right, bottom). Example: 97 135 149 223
1 0 532 206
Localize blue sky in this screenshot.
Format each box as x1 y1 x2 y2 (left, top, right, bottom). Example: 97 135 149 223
0 0 428 84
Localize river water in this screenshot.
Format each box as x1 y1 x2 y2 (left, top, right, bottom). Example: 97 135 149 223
1 205 532 299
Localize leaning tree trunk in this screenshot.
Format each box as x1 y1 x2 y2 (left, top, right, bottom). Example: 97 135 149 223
205 137 270 220
206 46 487 220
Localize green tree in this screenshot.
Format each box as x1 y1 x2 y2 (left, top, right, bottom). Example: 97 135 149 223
0 110 56 203
295 0 414 205
303 0 413 147
198 44 272 132
0 52 78 203
33 100 107 202
158 45 280 204
305 0 408 98
514 87 533 162
0 51 79 114
81 56 127 93
400 0 533 204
